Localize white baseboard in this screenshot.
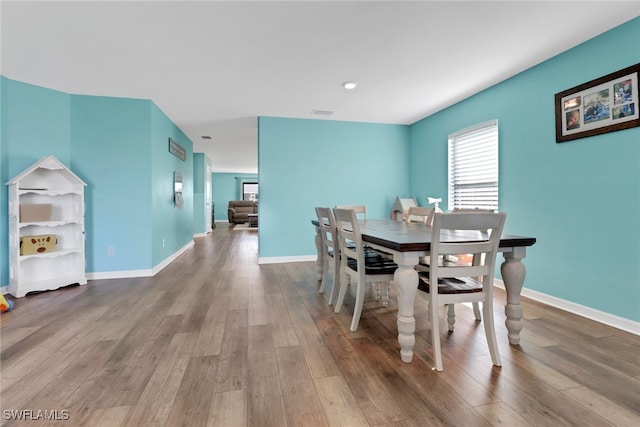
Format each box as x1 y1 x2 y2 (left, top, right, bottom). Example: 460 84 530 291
86 269 153 280
258 255 316 264
86 240 195 281
494 279 640 336
193 232 208 238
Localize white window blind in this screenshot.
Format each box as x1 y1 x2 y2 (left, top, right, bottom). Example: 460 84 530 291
448 120 499 211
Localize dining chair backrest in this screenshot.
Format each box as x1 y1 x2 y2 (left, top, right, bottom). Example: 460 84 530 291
406 206 435 225
315 206 338 256
315 207 340 305
450 207 496 264
446 207 495 320
335 205 366 220
333 208 362 266
430 212 506 284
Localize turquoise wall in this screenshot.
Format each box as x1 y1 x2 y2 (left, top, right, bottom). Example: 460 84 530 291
71 95 153 272
2 79 71 170
1 78 72 285
258 117 410 258
1 78 195 283
409 18 640 321
211 172 258 222
212 173 237 222
150 104 194 266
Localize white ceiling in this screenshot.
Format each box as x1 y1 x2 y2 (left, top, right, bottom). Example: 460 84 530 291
2 1 638 173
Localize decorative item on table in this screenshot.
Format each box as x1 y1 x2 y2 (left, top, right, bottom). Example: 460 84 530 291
391 196 417 220
426 197 443 212
20 234 57 255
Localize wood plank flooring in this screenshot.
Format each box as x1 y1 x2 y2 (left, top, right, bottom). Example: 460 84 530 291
1 225 639 426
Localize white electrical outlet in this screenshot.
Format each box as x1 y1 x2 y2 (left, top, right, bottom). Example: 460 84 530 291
162 238 166 248
107 246 115 256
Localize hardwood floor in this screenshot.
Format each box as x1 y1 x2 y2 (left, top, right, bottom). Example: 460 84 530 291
1 225 638 426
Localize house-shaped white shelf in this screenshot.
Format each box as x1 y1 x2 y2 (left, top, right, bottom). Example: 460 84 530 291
6 156 87 297
6 155 87 192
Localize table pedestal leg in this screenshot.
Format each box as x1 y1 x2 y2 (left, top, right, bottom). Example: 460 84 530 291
394 257 419 363
501 247 527 345
314 225 323 281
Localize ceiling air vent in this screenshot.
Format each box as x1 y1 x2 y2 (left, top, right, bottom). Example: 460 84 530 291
311 109 334 116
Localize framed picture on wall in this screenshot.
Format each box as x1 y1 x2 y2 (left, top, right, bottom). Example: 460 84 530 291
555 63 640 143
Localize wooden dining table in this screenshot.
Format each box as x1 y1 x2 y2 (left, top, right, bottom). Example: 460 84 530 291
313 218 536 363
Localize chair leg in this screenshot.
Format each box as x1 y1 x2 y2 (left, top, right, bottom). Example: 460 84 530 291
334 270 349 314
430 295 443 371
380 281 389 307
448 303 481 329
349 275 366 332
327 258 340 306
318 254 329 294
447 304 455 331
471 255 483 321
472 302 482 321
374 282 390 305
482 298 501 367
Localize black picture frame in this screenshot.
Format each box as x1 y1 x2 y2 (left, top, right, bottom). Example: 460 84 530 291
555 63 639 143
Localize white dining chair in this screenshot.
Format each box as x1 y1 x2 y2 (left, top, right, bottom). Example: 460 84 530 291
418 211 506 371
417 207 494 324
333 208 398 331
315 207 341 306
336 204 393 259
406 206 435 225
451 207 496 321
335 204 367 220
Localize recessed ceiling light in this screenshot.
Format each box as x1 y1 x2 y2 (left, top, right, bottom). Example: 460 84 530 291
342 81 358 90
201 136 212 140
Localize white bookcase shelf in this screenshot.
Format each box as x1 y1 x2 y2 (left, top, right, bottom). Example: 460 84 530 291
5 156 87 298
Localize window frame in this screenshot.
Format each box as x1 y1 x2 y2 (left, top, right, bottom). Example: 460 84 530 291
447 120 499 211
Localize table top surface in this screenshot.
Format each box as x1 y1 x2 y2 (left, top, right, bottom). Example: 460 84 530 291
313 218 536 252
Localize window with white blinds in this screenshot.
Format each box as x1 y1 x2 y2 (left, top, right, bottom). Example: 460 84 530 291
448 120 499 211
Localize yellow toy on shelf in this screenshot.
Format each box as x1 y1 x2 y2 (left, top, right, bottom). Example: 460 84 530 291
1 293 14 312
